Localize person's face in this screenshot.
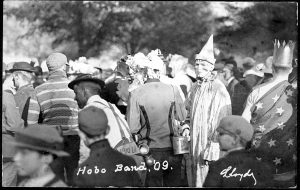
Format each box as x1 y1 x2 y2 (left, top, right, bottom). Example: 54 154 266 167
129 67 136 80
74 85 88 109
13 148 46 177
195 59 214 78
223 66 233 80
217 130 236 151
216 70 226 84
12 73 20 89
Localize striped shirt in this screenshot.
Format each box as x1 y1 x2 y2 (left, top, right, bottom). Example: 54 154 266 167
27 70 79 135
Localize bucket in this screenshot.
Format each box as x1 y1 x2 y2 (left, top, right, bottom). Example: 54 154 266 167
172 136 190 155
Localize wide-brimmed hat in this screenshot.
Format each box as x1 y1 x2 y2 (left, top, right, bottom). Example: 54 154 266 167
243 66 264 78
68 74 105 90
11 124 69 157
9 62 35 73
242 57 256 71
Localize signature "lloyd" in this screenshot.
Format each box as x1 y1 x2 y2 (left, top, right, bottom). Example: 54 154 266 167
220 166 257 186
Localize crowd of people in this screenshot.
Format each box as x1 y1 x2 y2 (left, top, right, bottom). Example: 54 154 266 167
2 34 297 187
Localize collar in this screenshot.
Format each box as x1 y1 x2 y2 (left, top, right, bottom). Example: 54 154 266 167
145 78 160 83
89 139 110 151
225 147 245 156
86 95 104 105
17 84 33 92
197 71 217 84
48 70 67 80
24 169 55 187
227 77 235 84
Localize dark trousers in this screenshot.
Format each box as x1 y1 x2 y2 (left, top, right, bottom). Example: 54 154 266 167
50 135 80 186
145 149 183 187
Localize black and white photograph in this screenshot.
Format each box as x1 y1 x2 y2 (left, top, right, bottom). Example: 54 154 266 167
2 1 298 188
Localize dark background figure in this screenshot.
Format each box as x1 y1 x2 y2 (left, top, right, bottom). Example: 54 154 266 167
223 63 239 98
213 62 226 86
94 66 103 80
231 66 264 115
104 56 131 115
261 56 273 84
10 62 36 127
33 66 45 88
2 85 24 187
242 57 256 73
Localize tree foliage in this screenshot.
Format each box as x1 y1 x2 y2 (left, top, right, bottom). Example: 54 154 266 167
4 1 213 60
4 1 298 63
215 2 297 61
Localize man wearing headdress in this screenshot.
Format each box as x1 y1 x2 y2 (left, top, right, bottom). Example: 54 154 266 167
126 54 187 187
242 40 296 187
183 35 232 187
147 49 173 85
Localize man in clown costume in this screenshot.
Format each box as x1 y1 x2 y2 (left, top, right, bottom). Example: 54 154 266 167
183 35 232 187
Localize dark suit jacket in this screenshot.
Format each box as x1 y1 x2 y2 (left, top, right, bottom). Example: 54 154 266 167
73 139 142 187
203 149 273 188
231 80 252 115
227 78 239 98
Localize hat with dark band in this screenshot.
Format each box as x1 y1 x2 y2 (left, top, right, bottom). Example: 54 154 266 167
68 74 105 90
9 62 35 73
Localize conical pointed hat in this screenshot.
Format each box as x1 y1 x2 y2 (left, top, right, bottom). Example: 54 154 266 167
195 34 216 65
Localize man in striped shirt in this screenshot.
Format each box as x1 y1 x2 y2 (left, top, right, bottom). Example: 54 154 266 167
27 52 79 186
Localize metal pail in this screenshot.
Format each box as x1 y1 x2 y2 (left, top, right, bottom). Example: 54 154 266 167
172 136 190 155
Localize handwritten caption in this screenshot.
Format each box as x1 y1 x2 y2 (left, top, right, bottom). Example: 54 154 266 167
77 160 171 176
220 166 257 186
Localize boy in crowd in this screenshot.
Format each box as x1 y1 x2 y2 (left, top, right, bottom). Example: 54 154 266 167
73 106 142 187
203 115 273 187
11 125 69 187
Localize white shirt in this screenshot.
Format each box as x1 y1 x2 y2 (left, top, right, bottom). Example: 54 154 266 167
85 95 131 147
79 95 131 164
227 77 235 86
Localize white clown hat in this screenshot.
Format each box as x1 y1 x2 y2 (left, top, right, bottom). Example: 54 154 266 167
195 34 216 65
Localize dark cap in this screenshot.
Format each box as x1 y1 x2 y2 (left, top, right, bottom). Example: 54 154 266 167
79 106 109 137
9 62 35 73
213 62 225 71
11 124 69 157
68 74 105 90
242 57 256 70
217 115 254 142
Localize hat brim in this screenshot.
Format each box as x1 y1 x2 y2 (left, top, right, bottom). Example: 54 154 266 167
68 78 105 90
10 141 70 157
9 68 35 73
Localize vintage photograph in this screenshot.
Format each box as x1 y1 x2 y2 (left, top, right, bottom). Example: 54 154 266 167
2 1 297 188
